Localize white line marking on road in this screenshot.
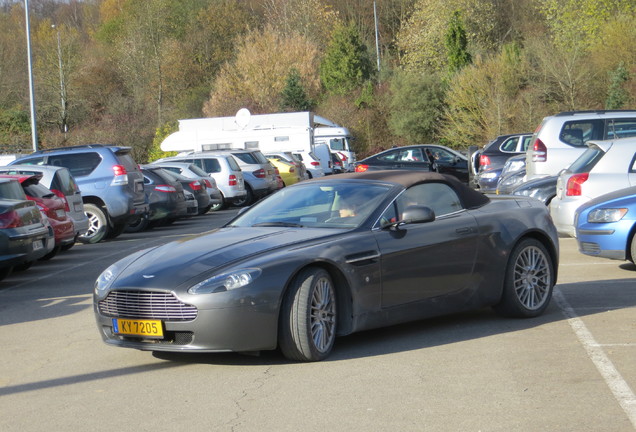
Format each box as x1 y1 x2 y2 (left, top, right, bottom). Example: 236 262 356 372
554 288 636 427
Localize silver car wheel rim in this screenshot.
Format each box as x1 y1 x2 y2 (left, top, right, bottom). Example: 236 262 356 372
310 277 336 353
85 212 101 237
514 246 551 310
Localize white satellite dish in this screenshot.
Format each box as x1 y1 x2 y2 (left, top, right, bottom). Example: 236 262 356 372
235 108 251 129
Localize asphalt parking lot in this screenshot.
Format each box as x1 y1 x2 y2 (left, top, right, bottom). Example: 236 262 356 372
0 212 635 431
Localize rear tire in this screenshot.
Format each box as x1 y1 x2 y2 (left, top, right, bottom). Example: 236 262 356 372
124 217 149 233
279 267 337 362
79 203 108 244
234 186 253 207
494 238 554 318
106 221 126 239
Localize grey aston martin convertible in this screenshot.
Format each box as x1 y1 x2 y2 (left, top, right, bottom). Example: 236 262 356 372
94 171 559 362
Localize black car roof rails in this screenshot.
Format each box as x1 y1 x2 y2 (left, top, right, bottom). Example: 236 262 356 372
556 110 636 116
31 144 109 154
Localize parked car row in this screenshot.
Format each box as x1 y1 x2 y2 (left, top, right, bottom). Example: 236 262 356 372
470 110 636 265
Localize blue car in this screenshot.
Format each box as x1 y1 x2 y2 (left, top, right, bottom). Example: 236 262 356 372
575 186 636 263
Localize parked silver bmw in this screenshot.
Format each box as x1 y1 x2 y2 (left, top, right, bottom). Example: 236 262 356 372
94 171 559 362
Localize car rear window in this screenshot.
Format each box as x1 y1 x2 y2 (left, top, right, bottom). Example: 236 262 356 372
188 164 208 177
51 169 79 195
22 183 55 199
0 180 27 200
568 146 604 174
48 153 102 177
232 152 259 164
115 152 140 172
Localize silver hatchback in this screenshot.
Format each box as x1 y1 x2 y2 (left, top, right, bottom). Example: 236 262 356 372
155 153 246 210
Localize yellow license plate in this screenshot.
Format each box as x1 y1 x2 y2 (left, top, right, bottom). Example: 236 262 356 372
112 319 163 338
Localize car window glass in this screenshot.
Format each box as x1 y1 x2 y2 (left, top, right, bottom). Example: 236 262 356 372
631 155 636 172
202 158 221 173
500 137 519 152
560 120 603 146
520 135 532 151
226 156 241 171
14 157 44 166
115 153 139 172
568 146 604 173
188 165 208 177
51 169 78 195
0 180 27 199
397 183 463 217
398 148 424 162
433 148 456 162
160 166 180 175
232 152 258 164
606 119 636 139
23 183 55 199
49 153 102 177
252 151 269 164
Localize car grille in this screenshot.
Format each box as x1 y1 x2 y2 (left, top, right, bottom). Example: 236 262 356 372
580 242 601 254
99 290 197 321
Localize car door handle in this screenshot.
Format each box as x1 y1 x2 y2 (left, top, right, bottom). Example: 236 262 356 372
455 227 475 235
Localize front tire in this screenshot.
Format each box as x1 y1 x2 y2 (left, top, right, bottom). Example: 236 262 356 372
494 238 554 318
279 267 337 362
79 203 108 244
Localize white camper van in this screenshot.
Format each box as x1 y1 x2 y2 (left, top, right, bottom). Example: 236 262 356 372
160 110 355 173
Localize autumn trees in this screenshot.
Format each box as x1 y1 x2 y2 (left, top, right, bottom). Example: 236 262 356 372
3 0 636 160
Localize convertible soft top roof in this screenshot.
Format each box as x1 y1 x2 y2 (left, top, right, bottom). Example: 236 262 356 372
321 170 491 209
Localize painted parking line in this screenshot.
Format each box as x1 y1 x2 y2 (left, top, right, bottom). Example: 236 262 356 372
554 288 636 428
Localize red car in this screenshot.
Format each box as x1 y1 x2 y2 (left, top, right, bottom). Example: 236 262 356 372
0 174 75 259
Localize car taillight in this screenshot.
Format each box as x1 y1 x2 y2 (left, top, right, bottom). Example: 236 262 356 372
189 181 202 191
274 167 280 175
155 185 176 193
253 169 266 178
532 138 547 162
229 175 238 186
111 164 129 185
289 166 295 173
566 173 589 196
479 155 491 168
0 210 22 228
51 189 70 211
203 179 213 188
355 164 369 173
310 161 321 167
113 165 127 176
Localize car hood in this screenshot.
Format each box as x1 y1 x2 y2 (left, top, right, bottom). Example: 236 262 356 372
111 227 338 289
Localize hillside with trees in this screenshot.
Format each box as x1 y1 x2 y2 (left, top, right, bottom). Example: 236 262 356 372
1 0 635 162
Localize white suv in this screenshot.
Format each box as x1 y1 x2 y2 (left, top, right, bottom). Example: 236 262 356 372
526 110 636 180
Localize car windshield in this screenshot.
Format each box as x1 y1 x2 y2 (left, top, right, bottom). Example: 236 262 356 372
228 182 391 229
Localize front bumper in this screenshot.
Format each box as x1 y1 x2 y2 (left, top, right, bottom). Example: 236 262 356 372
549 197 581 237
94 291 279 353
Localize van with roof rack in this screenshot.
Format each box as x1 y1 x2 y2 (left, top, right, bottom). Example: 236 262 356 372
9 144 148 243
526 110 636 180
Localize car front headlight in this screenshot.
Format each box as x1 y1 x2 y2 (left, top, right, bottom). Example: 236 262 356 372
587 208 628 223
188 268 262 294
94 248 152 295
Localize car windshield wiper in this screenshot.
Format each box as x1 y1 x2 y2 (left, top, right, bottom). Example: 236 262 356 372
251 222 304 228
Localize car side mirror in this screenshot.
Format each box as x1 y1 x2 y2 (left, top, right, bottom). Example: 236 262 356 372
401 205 435 224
